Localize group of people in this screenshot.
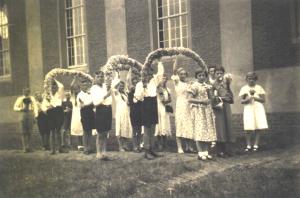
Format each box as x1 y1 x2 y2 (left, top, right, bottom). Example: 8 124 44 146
13 57 269 161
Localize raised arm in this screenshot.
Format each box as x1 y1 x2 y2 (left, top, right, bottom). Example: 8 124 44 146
13 97 23 112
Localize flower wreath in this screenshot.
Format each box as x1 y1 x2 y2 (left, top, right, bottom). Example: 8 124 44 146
143 47 208 72
43 68 94 95
102 55 143 75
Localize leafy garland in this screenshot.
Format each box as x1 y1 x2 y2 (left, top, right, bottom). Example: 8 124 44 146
143 47 208 72
102 55 143 75
43 68 94 95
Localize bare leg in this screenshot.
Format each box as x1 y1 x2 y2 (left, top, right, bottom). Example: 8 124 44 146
118 137 125 151
176 137 184 153
245 132 252 148
254 131 261 150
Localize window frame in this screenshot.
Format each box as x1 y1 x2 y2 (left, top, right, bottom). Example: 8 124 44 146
64 0 88 69
156 0 190 48
290 0 300 44
0 2 11 81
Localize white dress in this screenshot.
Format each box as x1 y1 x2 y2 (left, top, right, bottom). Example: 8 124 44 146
239 84 268 131
70 96 83 136
171 75 194 139
114 91 133 138
155 87 172 137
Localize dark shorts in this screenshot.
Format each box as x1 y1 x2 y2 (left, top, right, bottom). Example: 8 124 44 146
21 112 35 134
47 106 64 131
37 112 50 135
141 96 158 126
95 104 112 132
80 104 95 132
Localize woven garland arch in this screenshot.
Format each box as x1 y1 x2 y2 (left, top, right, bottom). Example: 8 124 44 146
143 47 208 72
101 55 143 77
43 68 94 96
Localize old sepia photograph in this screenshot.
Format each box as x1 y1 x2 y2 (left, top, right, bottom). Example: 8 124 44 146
0 0 299 197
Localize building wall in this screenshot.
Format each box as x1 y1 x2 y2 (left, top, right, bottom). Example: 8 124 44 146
252 0 299 69
125 0 152 64
190 0 222 66
86 0 107 73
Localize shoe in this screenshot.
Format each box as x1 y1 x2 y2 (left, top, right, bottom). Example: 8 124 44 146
149 150 162 157
253 145 259 152
83 150 91 155
59 148 69 153
78 146 84 151
244 146 251 152
217 152 226 158
197 155 207 161
144 151 155 160
133 148 142 153
119 147 125 152
206 154 213 160
177 148 184 154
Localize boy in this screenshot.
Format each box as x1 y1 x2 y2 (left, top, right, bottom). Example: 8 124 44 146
13 88 38 153
62 91 73 150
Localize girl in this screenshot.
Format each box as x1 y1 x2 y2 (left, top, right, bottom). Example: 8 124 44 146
155 69 172 152
213 66 235 157
208 65 217 85
70 76 84 151
239 72 268 152
134 62 163 160
188 69 217 160
35 92 50 150
112 76 133 152
13 88 38 153
91 71 112 160
171 58 194 153
77 79 95 155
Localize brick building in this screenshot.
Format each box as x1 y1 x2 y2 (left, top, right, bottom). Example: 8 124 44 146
0 0 299 134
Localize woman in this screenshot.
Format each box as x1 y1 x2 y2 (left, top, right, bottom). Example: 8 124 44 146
213 66 235 157
171 58 194 153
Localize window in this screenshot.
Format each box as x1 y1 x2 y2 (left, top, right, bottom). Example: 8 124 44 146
290 0 300 43
157 0 189 48
0 3 10 78
65 0 87 67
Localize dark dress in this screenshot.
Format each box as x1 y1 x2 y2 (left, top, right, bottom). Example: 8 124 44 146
213 80 235 143
128 88 142 128
47 106 64 131
37 111 50 135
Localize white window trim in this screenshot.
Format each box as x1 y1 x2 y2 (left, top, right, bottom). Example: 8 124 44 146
65 0 88 68
156 0 189 48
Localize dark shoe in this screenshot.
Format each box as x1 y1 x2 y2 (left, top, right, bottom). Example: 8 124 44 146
149 150 162 157
144 151 155 160
59 148 69 153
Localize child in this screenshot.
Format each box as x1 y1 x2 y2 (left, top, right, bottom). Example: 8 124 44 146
188 69 217 160
128 75 143 152
35 92 50 150
70 76 84 151
77 79 95 155
134 62 163 160
62 91 73 150
208 65 217 85
13 88 38 152
155 69 172 152
47 79 66 154
112 76 133 152
213 66 235 157
91 71 112 160
239 72 268 152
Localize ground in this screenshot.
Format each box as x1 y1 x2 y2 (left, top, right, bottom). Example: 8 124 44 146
0 142 300 198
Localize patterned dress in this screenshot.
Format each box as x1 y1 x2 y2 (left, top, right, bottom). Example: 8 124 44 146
171 75 193 139
189 82 217 142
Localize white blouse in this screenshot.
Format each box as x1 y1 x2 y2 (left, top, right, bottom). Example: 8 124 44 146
90 84 112 106
13 96 38 117
50 80 65 107
77 91 93 108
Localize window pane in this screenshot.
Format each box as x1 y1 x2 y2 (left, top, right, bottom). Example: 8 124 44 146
158 20 163 31
66 0 72 8
159 30 164 42
159 41 164 48
182 37 188 47
174 1 180 14
181 0 187 13
182 26 187 37
158 6 163 18
0 4 10 76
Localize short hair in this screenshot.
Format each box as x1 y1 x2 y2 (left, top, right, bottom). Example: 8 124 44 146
95 70 104 76
246 72 258 80
208 64 217 70
215 66 225 73
195 68 208 78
